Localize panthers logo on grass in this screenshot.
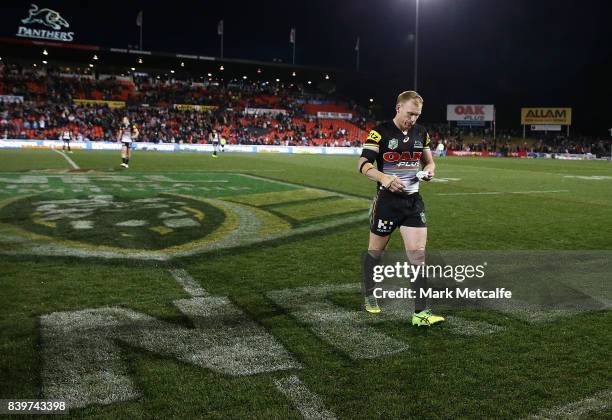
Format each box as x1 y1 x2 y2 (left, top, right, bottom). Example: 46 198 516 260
0 172 370 260
3 194 224 250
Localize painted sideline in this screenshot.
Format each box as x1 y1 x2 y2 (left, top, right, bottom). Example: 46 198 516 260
52 149 80 169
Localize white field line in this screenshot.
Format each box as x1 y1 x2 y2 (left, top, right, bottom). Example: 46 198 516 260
0 175 230 183
168 268 207 297
434 162 588 178
437 190 569 196
237 173 369 202
165 180 229 183
52 149 79 169
198 169 286 172
526 389 612 419
273 375 337 420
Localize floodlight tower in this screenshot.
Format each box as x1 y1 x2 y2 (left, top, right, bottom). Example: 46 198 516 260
414 0 420 91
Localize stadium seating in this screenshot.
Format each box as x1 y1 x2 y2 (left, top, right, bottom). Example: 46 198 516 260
0 63 370 146
1 62 609 155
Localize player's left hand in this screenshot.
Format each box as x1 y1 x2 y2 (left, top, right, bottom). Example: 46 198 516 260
416 170 434 181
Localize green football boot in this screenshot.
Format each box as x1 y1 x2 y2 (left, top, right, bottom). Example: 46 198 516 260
364 295 381 314
412 309 445 326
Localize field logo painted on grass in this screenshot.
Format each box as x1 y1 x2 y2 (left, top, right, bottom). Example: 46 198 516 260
40 294 301 408
267 283 506 360
0 173 370 260
5 195 217 250
38 264 608 412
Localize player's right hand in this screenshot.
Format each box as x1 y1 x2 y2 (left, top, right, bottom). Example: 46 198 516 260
381 174 405 192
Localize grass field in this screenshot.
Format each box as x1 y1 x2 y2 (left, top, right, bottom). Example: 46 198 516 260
0 149 610 419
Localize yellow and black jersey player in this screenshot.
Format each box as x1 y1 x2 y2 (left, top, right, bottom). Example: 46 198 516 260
357 90 444 327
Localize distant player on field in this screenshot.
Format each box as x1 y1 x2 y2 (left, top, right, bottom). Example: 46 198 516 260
357 90 444 327
116 117 138 168
436 140 446 157
210 129 220 158
60 129 73 153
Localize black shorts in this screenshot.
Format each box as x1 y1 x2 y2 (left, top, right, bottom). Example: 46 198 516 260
122 142 132 149
369 189 427 236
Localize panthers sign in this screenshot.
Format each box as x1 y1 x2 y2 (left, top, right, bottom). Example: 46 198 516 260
16 4 75 42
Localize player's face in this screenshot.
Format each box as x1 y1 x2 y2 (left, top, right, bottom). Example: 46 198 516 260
122 117 129 125
396 100 422 130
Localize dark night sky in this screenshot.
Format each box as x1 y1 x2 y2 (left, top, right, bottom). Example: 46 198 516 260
2 0 612 135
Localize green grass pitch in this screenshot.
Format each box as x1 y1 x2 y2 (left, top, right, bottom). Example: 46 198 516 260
0 149 610 419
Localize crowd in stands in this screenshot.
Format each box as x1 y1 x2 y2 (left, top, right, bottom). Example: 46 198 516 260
1 62 610 156
0 63 368 146
425 124 610 156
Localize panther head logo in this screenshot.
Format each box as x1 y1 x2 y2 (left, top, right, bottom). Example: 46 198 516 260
22 4 69 31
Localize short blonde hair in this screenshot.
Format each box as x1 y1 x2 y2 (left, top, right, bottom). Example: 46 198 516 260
396 91 423 107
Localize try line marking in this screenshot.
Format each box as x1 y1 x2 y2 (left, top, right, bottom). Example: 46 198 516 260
52 149 80 170
437 190 569 196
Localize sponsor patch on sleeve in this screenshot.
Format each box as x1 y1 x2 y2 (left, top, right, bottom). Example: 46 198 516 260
366 130 382 143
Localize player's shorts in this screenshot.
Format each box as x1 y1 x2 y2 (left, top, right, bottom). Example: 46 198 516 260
63 139 70 143
369 188 427 236
121 141 132 148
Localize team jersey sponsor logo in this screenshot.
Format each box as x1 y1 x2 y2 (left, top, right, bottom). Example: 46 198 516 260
388 139 398 150
367 130 382 143
403 136 410 143
382 151 422 163
414 140 423 148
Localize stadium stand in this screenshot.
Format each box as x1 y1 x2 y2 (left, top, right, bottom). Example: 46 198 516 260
0 63 371 146
1 61 609 156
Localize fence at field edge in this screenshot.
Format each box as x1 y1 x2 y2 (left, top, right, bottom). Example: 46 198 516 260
0 140 600 160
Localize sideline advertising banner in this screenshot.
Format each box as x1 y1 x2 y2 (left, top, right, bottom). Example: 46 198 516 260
0 95 24 103
73 99 126 108
446 105 494 122
0 140 363 156
316 112 353 120
521 108 572 125
173 104 218 112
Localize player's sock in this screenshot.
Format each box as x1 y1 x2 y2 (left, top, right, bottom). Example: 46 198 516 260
126 157 129 164
413 270 427 313
406 251 427 313
362 250 383 297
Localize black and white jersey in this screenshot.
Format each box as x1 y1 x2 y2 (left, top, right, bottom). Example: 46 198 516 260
120 124 135 143
361 121 431 194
